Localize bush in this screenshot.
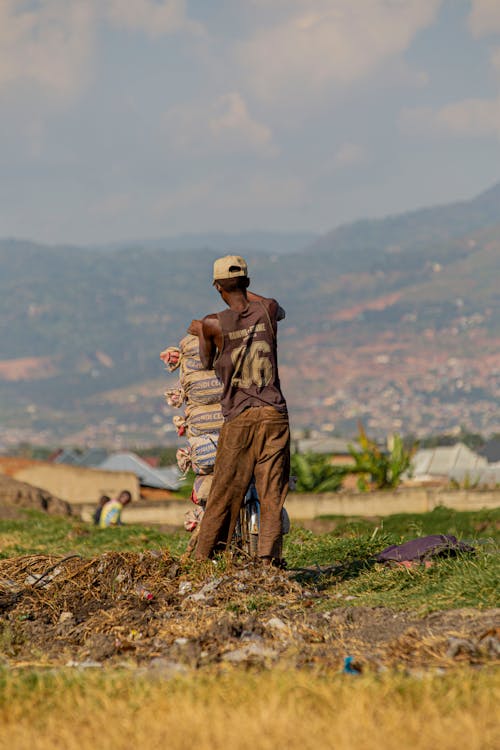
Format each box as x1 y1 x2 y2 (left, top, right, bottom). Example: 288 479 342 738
290 453 347 493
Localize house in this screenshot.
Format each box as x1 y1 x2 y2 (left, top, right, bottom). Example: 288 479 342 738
0 456 139 506
409 443 487 485
294 436 360 466
52 448 109 467
97 452 182 492
51 448 182 495
449 462 500 488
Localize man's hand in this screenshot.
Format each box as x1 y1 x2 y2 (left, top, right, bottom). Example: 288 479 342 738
188 319 203 337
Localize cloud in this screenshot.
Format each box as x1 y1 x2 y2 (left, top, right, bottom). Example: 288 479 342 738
0 0 96 97
0 1 202 100
334 142 366 166
209 93 275 153
399 8 500 141
152 173 306 228
106 0 203 38
399 98 500 140
92 192 133 218
398 106 435 135
468 0 500 36
491 46 500 73
238 0 442 101
163 92 276 155
434 97 500 138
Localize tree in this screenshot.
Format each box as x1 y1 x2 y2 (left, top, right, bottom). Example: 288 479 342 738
348 423 415 490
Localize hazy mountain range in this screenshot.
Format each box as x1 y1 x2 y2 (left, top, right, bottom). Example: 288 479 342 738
1 183 499 448
96 230 318 255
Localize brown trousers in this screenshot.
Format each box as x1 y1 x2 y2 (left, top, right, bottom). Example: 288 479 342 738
194 406 290 560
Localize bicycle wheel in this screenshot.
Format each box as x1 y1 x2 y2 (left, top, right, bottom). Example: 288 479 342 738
235 505 260 558
248 530 259 557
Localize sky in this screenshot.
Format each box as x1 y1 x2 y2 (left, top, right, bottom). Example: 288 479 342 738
1 0 500 245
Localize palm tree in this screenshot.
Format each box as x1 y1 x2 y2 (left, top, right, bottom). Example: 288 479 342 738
348 423 415 490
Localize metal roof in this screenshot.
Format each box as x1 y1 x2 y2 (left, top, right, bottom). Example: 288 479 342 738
98 453 182 490
53 448 109 467
450 463 500 487
294 437 360 455
53 449 81 465
74 448 110 467
411 443 487 478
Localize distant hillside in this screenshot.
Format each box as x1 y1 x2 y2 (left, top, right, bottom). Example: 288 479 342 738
305 182 500 266
98 230 317 255
0 182 499 445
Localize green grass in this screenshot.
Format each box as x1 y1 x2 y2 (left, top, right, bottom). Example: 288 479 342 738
0 510 188 558
283 506 499 612
324 548 499 612
284 506 499 567
314 506 500 541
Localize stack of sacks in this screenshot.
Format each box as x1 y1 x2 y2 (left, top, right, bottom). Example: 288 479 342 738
177 334 223 473
161 334 223 531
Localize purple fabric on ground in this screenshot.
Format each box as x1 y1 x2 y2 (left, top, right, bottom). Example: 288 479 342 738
375 534 474 563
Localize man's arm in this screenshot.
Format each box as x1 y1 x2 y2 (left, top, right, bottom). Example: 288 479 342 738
188 315 219 369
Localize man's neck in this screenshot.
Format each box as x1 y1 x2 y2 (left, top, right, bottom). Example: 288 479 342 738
223 290 248 312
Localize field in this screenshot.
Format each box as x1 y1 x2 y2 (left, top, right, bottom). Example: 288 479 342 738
0 506 499 749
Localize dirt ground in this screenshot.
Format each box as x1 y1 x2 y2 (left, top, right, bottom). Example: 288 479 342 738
0 551 498 673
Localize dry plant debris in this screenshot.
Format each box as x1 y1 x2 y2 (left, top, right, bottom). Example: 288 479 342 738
0 552 498 672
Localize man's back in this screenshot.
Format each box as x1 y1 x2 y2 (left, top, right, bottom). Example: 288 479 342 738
214 298 287 421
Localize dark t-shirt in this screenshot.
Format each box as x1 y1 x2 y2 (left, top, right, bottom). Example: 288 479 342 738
214 298 287 421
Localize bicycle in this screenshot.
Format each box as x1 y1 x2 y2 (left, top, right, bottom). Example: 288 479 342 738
234 480 291 562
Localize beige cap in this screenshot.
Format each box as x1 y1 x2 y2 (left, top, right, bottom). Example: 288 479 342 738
213 255 248 282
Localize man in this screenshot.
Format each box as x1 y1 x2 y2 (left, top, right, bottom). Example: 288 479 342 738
99 490 132 528
188 255 289 565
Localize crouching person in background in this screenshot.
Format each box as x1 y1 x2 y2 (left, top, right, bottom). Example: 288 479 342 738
92 494 110 526
99 490 132 528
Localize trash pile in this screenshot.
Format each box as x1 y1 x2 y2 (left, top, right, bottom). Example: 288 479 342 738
0 552 498 672
161 335 223 539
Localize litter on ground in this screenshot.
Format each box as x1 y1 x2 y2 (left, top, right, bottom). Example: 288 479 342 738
0 551 498 672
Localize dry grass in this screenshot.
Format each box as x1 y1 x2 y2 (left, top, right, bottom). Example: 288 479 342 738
0 532 23 551
0 668 498 750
